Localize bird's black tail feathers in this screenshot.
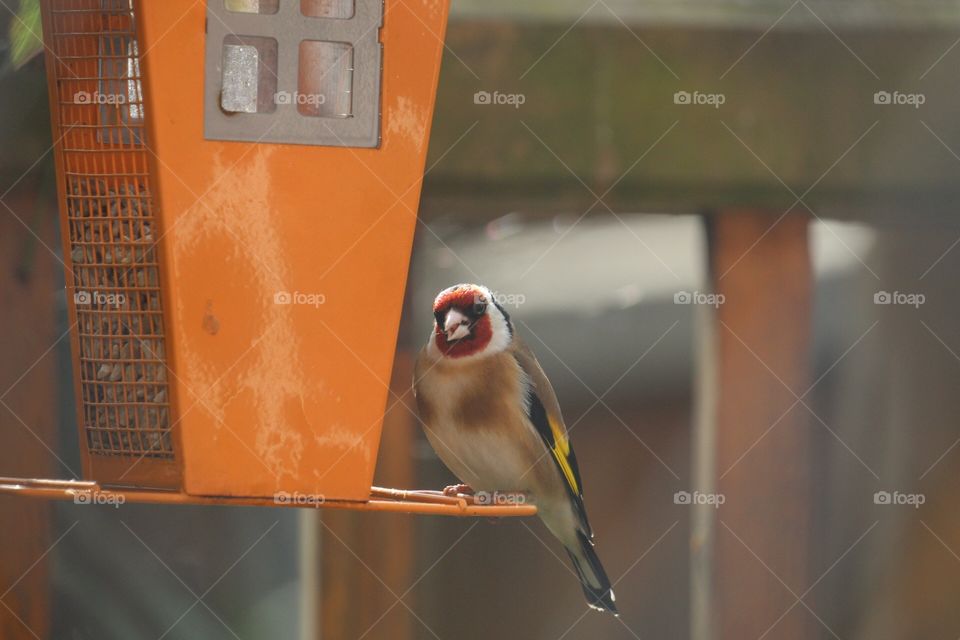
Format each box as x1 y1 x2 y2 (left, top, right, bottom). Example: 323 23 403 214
566 530 618 615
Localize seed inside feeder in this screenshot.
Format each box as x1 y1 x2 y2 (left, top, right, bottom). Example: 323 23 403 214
67 178 172 456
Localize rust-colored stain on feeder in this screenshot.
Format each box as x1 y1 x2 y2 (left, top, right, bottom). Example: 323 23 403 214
1 0 536 518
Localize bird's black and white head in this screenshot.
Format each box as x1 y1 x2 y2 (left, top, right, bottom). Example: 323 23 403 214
427 283 513 360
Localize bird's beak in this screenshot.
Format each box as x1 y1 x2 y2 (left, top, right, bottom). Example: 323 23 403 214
443 309 471 341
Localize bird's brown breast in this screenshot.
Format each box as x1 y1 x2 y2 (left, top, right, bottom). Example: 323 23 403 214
415 348 530 432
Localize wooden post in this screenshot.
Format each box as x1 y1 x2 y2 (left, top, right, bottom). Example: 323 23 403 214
318 352 417 640
0 191 59 640
696 211 815 639
691 248 719 640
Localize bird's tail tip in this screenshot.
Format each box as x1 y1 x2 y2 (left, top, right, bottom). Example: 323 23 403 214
567 532 619 616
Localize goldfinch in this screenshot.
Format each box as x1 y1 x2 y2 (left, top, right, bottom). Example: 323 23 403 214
413 283 618 614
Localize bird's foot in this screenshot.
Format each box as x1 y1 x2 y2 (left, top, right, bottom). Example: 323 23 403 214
443 483 474 497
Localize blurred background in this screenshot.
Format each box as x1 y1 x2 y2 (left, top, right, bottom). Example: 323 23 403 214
4 1 960 639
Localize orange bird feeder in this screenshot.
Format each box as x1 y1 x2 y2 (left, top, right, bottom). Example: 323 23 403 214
0 0 535 518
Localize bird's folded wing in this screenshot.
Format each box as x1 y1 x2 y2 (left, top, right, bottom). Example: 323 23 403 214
511 338 592 538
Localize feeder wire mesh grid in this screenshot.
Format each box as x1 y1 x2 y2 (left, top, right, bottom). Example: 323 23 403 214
50 0 173 459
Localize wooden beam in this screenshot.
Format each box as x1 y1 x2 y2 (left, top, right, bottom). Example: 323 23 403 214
449 0 960 29
422 23 960 222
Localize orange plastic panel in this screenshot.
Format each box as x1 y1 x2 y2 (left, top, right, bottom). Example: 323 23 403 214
132 0 450 499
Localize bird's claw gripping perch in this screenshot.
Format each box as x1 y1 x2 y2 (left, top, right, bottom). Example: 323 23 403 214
442 483 474 497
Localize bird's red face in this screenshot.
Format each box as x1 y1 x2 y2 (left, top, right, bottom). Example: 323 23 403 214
432 285 494 359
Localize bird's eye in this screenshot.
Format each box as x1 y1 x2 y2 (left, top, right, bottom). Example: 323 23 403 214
472 301 487 316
